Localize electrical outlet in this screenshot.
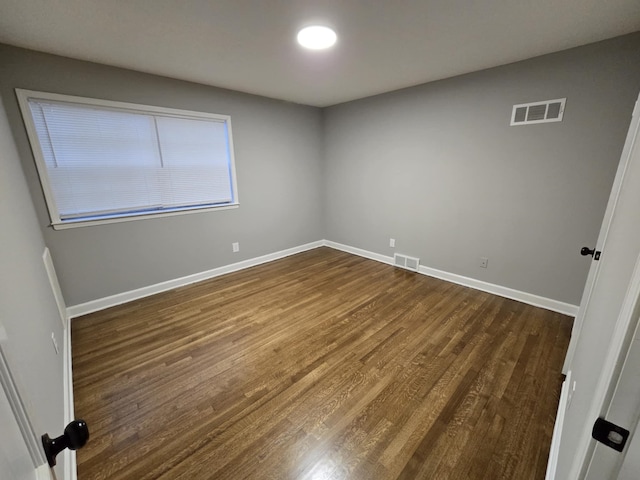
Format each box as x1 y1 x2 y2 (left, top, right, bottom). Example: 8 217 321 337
232 242 240 253
51 332 59 355
389 238 395 248
480 257 488 268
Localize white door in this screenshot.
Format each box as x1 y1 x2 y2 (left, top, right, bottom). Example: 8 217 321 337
584 257 640 479
619 413 640 479
562 92 640 374
0 96 64 478
0 379 37 480
551 91 640 480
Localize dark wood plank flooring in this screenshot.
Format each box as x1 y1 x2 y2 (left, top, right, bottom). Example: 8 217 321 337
72 247 572 479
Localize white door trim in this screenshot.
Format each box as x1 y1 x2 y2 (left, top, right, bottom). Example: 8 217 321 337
35 463 52 479
546 370 572 479
43 248 67 329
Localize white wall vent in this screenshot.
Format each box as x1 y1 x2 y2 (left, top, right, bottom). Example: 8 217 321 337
510 98 566 126
394 253 420 272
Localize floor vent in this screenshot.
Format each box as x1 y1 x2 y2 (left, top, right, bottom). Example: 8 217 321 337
510 98 566 126
394 253 420 272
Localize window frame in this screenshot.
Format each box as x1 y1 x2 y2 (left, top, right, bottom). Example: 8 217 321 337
15 89 239 230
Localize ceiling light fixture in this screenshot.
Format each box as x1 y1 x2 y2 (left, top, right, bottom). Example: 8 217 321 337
297 25 337 50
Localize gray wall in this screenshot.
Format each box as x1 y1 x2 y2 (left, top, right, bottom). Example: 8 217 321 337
0 45 324 306
2 34 640 309
0 98 66 477
323 33 640 306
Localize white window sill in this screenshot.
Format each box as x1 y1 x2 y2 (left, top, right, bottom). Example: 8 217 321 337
50 203 239 230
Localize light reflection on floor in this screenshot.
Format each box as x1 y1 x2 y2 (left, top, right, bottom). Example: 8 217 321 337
303 452 349 480
304 456 349 480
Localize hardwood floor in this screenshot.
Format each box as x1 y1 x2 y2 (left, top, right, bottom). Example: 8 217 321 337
72 247 572 480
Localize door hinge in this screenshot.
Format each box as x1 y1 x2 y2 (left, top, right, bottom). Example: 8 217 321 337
592 417 629 452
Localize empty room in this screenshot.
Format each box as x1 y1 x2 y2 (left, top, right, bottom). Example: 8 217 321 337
1 1 640 480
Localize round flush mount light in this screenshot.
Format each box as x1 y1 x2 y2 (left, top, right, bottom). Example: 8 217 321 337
297 25 337 50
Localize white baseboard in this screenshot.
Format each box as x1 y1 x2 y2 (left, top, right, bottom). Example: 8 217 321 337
323 240 578 316
67 241 324 319
417 264 578 316
324 240 395 266
67 238 577 319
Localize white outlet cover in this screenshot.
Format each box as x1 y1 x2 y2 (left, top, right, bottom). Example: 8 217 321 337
390 238 395 247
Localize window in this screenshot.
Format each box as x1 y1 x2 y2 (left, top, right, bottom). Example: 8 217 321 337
16 89 238 229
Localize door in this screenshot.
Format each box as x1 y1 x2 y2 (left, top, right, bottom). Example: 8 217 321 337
552 92 640 479
619 417 640 479
0 377 37 480
0 97 66 477
562 92 640 374
584 257 640 479
0 342 48 480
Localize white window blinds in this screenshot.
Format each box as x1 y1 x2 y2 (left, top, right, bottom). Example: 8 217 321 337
17 90 238 227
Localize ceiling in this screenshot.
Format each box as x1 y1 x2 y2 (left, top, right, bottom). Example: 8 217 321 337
0 1 639 107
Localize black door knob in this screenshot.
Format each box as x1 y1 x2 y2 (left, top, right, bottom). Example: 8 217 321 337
42 419 89 467
581 247 596 257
